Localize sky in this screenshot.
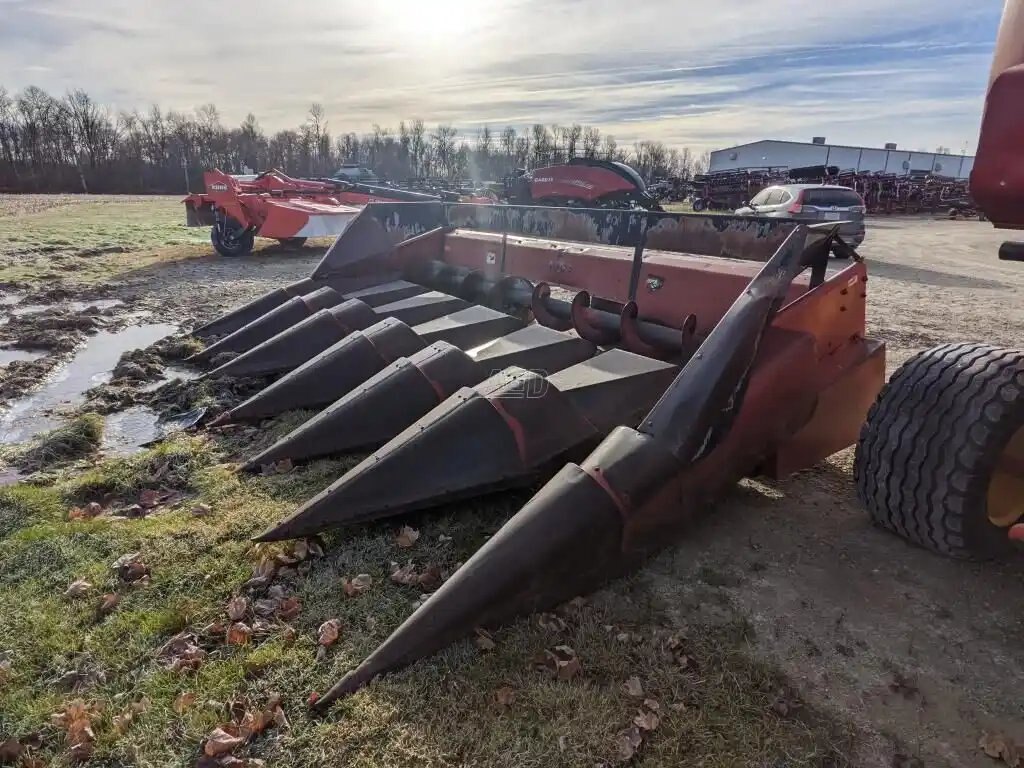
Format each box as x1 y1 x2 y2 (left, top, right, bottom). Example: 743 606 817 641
0 0 1007 153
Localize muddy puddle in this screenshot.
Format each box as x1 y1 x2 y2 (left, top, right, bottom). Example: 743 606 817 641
0 323 178 444
101 403 204 456
0 348 44 366
10 298 123 316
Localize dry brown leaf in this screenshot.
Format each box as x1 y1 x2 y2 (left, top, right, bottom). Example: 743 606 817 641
305 539 324 558
615 725 644 762
343 573 373 596
642 698 660 712
68 739 94 763
226 596 249 622
68 502 102 521
475 628 496 651
226 622 253 646
96 592 120 618
173 691 196 714
395 525 420 549
64 579 92 599
633 709 660 732
192 503 212 517
111 553 149 583
112 711 133 735
203 726 244 757
0 737 23 763
538 613 568 632
390 563 418 586
622 676 644 698
548 645 581 681
317 619 341 647
417 564 443 591
281 626 297 647
253 598 279 618
132 696 151 714
277 596 301 621
495 687 516 707
980 732 1021 767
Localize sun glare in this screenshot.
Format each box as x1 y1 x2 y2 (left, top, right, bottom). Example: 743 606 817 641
377 0 491 46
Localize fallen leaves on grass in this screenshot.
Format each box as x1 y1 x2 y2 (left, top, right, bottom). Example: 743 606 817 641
226 596 248 622
980 732 1021 767
0 738 23 763
204 726 245 757
495 687 516 708
317 619 341 647
64 579 92 599
615 726 644 762
95 592 120 619
538 645 581 681
111 552 150 584
260 459 293 476
68 502 102 521
192 503 212 517
538 613 567 632
174 692 196 714
475 628 496 651
622 676 644 698
633 707 660 732
51 699 102 763
342 574 373 596
395 525 420 548
227 623 253 646
112 697 151 735
158 632 208 673
390 562 443 590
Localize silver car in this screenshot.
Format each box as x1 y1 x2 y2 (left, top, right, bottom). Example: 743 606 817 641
735 184 866 247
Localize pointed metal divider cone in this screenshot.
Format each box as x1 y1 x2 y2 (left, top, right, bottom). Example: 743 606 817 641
256 349 678 541
212 303 528 382
310 227 816 710
189 287 345 364
222 303 539 425
243 324 598 468
190 275 410 340
207 299 381 379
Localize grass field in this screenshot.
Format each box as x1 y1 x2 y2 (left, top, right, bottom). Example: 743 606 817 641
0 196 864 767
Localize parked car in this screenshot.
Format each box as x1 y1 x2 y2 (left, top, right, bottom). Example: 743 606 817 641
735 184 866 247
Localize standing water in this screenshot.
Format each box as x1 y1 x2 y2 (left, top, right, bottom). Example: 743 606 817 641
0 323 178 444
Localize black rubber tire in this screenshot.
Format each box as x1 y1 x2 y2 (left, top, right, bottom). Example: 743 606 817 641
692 198 707 212
277 237 307 248
854 343 1024 558
210 221 254 258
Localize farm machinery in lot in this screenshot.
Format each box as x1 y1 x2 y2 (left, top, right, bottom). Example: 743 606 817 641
185 159 660 258
190 200 887 707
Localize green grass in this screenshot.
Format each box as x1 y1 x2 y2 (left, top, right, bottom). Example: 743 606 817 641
0 196 208 284
15 413 104 472
0 425 857 767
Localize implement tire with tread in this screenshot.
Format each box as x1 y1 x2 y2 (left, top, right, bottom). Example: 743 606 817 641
854 343 1024 558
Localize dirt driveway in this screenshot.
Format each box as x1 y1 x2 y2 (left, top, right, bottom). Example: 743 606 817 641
674 215 1024 766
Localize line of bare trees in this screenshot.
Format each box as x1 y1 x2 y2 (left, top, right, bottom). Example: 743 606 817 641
0 86 710 194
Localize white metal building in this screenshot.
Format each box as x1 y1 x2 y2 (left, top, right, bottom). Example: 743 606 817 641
708 138 975 179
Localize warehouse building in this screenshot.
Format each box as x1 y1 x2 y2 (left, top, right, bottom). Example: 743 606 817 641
708 138 975 179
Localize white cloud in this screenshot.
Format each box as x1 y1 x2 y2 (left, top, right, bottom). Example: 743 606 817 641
0 0 1003 152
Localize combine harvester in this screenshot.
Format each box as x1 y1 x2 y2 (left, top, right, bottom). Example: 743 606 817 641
190 6 1024 703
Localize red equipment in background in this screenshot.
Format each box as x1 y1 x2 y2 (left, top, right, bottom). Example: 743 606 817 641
185 170 363 257
971 0 1024 259
505 158 663 210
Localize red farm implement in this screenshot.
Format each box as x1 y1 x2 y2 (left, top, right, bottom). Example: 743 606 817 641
183 169 443 257
188 200 885 708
